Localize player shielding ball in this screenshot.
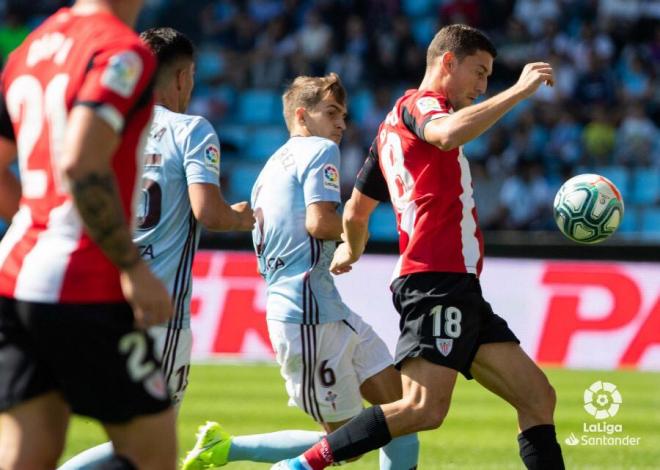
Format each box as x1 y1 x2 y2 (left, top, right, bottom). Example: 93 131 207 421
182 74 418 470
57 26 255 470
275 24 565 470
0 1 178 469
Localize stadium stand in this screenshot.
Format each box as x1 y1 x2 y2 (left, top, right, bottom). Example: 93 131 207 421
1 0 658 243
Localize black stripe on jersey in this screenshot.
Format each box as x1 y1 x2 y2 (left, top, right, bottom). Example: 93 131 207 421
355 139 390 203
162 211 196 382
309 325 323 422
401 104 426 141
342 319 358 334
300 324 310 416
301 324 324 423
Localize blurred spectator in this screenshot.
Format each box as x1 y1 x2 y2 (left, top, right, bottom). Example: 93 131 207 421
546 110 584 172
440 0 481 27
497 160 553 230
583 105 617 166
297 10 331 75
574 52 617 106
472 161 504 230
513 0 560 37
615 103 659 167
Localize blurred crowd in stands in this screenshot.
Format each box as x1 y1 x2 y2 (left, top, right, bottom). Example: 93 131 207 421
1 0 659 240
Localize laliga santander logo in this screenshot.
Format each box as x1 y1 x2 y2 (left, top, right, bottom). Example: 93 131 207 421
324 165 338 183
583 381 622 420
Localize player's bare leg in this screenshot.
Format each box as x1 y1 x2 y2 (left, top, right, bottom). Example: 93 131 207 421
470 342 564 469
470 342 555 430
380 357 458 436
103 406 177 470
0 391 70 470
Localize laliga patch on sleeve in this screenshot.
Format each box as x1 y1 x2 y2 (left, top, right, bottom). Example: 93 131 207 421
204 144 221 174
101 50 143 98
323 163 340 190
416 97 443 115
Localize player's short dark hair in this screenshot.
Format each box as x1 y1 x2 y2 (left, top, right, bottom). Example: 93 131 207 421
426 24 497 67
282 73 347 130
140 27 195 70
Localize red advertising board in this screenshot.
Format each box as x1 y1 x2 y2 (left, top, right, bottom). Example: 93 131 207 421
190 251 660 370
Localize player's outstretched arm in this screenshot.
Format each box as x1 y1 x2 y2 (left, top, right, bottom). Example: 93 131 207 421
61 106 172 328
425 62 554 151
188 183 255 231
330 189 377 275
0 137 19 220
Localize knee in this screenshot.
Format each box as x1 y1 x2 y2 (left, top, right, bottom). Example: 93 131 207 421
518 380 557 422
401 398 449 432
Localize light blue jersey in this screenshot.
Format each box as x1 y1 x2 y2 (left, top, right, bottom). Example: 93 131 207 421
251 136 350 324
133 105 221 329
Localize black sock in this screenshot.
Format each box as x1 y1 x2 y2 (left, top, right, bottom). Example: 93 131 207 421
518 424 565 470
92 454 138 470
326 405 393 462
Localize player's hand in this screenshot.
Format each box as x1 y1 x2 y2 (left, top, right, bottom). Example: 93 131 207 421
231 201 255 231
514 62 554 98
120 260 173 329
330 242 358 275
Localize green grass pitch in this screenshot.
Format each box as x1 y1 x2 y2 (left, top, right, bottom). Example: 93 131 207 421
61 364 660 469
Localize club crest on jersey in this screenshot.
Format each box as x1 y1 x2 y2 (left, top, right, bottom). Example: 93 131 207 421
436 338 453 357
323 164 339 190
416 97 442 115
204 144 221 174
101 50 143 98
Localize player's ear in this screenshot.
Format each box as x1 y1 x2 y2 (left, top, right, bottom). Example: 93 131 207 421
441 52 455 72
295 107 307 127
175 67 186 91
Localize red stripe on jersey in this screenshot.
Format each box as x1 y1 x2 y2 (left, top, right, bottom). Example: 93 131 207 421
0 226 40 297
377 89 484 277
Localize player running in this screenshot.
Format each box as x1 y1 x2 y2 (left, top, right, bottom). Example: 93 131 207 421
56 27 254 470
182 74 419 470
274 24 565 470
0 1 177 469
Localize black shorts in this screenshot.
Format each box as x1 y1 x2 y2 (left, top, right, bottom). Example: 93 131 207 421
391 272 519 379
0 297 171 423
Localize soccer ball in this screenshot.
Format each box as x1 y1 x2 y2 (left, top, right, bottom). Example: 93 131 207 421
553 174 624 244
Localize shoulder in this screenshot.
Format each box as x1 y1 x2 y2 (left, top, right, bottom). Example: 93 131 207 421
297 136 339 162
169 112 217 142
402 89 452 116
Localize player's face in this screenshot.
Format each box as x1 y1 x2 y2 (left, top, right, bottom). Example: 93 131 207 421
447 50 493 110
179 61 195 112
303 95 347 145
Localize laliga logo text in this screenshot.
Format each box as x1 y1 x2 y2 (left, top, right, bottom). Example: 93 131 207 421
564 381 641 447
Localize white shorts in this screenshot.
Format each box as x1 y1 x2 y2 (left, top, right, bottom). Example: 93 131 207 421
268 311 393 423
148 325 192 406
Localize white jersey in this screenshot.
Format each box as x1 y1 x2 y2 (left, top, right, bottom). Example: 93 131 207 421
133 105 220 329
251 136 350 324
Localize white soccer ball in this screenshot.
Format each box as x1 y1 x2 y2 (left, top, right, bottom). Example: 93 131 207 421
553 174 624 244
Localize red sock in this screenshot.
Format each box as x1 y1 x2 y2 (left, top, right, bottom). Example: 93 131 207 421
301 437 335 469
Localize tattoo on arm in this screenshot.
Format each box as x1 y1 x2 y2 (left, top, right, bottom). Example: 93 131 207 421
71 172 140 270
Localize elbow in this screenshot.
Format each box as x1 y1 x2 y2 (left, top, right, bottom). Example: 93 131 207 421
429 125 459 151
435 131 458 151
305 219 322 239
194 207 222 231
